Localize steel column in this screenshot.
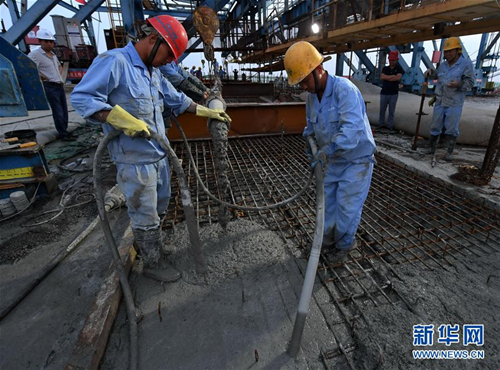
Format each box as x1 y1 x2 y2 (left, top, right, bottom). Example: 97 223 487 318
6 0 28 53
1 0 59 46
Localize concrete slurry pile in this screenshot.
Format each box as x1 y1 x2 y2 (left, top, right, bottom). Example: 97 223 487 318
208 119 232 229
167 218 290 286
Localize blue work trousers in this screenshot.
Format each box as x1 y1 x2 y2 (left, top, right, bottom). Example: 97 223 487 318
43 82 69 137
379 94 398 128
430 103 462 137
323 162 374 250
116 158 171 230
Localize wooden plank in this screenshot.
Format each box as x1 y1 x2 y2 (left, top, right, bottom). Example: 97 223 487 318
325 16 500 54
65 226 136 370
242 0 497 63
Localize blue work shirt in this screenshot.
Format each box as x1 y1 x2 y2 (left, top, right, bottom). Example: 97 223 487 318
434 55 474 107
71 42 192 164
304 74 376 164
159 61 191 89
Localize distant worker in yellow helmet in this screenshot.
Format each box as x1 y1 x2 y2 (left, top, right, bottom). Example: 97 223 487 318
424 36 474 161
284 41 376 264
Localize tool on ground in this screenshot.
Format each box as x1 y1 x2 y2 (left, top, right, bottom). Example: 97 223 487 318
412 78 428 151
0 141 36 151
1 137 19 143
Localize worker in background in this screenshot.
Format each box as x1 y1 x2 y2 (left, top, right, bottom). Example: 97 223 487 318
233 69 238 81
159 61 209 130
190 65 196 75
218 66 225 80
378 50 404 133
28 29 74 141
424 37 474 161
284 41 376 264
195 66 203 80
70 15 231 283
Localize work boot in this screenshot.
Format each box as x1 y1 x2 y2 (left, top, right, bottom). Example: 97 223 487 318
321 234 335 253
422 135 439 154
143 258 181 283
444 135 457 161
326 248 351 265
327 240 356 265
133 228 181 283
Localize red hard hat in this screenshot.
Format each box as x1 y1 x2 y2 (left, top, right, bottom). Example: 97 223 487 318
147 15 188 60
388 51 399 61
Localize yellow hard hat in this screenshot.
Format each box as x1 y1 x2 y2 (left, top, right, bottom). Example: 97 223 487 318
443 37 462 51
284 41 324 86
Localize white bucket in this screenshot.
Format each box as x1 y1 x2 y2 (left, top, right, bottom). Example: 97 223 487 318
10 191 30 212
0 198 17 217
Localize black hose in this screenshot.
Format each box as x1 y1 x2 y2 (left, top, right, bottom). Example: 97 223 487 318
93 130 138 370
170 115 315 211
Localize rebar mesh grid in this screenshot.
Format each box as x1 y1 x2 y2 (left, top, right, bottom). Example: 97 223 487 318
163 134 500 367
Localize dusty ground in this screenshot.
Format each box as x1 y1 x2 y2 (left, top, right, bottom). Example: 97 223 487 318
0 121 130 369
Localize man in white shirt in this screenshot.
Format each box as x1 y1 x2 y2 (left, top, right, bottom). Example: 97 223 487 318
28 29 74 141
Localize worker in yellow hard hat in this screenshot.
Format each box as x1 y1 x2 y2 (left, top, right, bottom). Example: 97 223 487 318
284 41 376 264
423 36 474 161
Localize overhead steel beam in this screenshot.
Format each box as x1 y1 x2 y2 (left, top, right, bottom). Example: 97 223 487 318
121 0 144 38
178 38 202 63
6 0 28 52
354 50 374 73
95 7 191 17
57 1 80 13
481 32 500 60
74 0 107 23
242 0 499 63
1 0 59 45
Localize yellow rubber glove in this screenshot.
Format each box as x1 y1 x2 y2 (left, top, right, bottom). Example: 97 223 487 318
428 96 436 107
106 105 151 138
196 105 232 123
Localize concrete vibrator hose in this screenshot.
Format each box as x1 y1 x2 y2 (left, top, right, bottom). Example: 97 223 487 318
169 117 326 355
93 130 209 370
94 125 324 366
170 115 315 211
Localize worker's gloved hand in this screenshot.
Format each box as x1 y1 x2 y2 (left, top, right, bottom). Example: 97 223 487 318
106 105 151 138
196 105 232 123
428 96 436 107
310 149 328 169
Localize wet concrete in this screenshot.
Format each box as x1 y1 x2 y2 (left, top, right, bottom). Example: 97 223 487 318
101 219 336 369
208 119 231 229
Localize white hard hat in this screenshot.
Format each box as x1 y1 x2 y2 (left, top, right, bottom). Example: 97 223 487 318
36 29 55 41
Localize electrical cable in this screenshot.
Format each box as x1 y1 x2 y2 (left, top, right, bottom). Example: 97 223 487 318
22 175 94 227
0 182 41 224
170 115 315 211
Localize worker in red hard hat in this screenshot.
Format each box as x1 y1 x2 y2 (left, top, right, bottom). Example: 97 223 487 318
71 15 231 284
378 50 405 133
